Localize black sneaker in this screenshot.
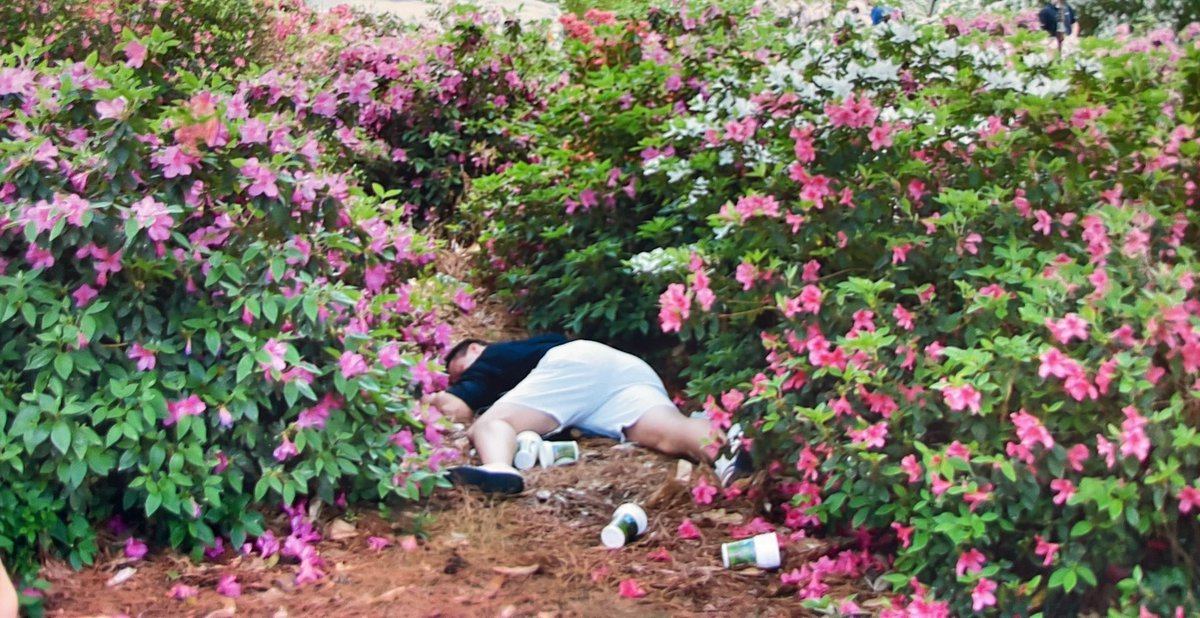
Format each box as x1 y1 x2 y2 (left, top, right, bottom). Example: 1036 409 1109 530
447 466 525 495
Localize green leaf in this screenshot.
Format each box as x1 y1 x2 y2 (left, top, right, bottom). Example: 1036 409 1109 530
51 421 72 454
145 492 162 517
236 354 254 383
54 353 74 380
1070 520 1093 537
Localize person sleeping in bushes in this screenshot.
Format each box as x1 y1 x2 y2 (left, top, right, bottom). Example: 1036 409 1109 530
421 334 750 494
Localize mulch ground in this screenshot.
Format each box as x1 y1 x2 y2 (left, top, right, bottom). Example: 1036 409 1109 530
43 438 875 617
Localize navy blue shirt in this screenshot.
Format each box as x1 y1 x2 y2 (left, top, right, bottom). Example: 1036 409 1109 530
445 334 569 413
1038 3 1076 36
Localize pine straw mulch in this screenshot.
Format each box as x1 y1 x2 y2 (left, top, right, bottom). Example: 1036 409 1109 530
44 440 882 618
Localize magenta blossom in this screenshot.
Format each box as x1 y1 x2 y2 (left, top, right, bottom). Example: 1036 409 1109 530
273 436 299 462
367 536 392 551
124 537 148 560
124 40 147 68
972 578 997 611
216 574 241 597
340 352 369 378
168 583 197 599
127 343 156 371
941 384 982 414
240 157 279 198
165 395 206 427
72 284 98 307
691 478 717 505
96 97 127 121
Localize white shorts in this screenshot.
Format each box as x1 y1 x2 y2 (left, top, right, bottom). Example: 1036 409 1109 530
494 340 674 440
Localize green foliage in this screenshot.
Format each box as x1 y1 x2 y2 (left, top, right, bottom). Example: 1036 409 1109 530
0 28 458 585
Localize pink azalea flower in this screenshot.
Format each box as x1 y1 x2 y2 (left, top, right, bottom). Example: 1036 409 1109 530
618 578 647 599
72 284 99 307
900 455 922 483
454 288 476 312
1050 479 1076 505
972 578 997 611
124 40 147 68
261 339 287 375
367 536 392 551
124 537 148 560
1034 535 1059 567
956 548 986 577
1119 406 1151 462
868 122 893 150
96 97 127 121
941 384 981 414
240 157 279 198
168 583 198 599
1177 486 1200 514
931 475 951 496
891 522 914 548
165 395 205 427
678 519 702 540
340 352 369 378
1046 313 1090 345
692 478 717 505
848 421 888 449
1066 444 1090 472
216 574 241 598
1012 409 1055 451
400 535 419 552
646 547 672 562
273 437 299 462
24 245 54 269
735 262 759 290
658 283 691 333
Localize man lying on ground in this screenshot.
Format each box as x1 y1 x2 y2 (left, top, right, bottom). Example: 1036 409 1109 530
421 334 745 494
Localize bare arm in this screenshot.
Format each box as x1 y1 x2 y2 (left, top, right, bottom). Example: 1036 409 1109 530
0 561 17 618
420 391 474 424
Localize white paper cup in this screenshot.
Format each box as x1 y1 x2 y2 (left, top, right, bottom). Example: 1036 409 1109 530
720 532 781 570
513 431 543 471
600 503 648 549
538 440 579 468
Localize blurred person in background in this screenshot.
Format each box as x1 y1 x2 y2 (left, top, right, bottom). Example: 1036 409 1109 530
1039 0 1079 53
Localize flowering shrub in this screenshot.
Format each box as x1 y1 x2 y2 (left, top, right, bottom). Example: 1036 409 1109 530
470 3 1200 614
0 27 465 583
0 0 308 71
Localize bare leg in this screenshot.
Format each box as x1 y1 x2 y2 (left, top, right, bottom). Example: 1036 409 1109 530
624 404 723 463
467 402 559 469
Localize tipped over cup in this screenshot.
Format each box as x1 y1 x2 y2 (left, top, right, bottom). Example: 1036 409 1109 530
538 440 579 468
720 532 781 570
601 503 648 549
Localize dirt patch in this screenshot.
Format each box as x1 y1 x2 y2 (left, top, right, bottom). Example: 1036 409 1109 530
43 440 874 617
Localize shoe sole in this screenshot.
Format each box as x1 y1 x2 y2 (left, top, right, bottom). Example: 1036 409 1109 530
447 466 525 495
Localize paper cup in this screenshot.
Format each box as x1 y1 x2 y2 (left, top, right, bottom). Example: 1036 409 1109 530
538 440 579 468
720 532 781 570
513 431 543 471
600 503 648 549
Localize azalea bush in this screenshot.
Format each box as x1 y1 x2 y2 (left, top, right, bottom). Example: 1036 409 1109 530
469 4 1200 615
0 0 307 71
0 26 468 586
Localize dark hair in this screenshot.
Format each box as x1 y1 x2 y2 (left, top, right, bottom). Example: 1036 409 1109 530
444 339 487 368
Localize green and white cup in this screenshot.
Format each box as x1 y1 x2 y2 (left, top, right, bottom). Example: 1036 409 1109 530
538 440 580 468
513 431 543 471
600 503 648 549
720 532 781 570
